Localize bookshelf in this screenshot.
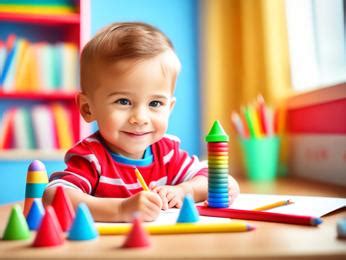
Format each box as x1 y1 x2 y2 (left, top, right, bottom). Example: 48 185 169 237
0 0 90 160
0 0 91 205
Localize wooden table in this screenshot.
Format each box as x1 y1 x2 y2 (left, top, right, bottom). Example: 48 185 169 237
0 177 345 260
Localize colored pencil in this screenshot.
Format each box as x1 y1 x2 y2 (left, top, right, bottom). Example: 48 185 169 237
197 206 322 226
231 112 246 138
97 221 255 235
242 106 256 138
253 199 293 211
265 107 274 136
257 95 268 136
135 168 149 191
239 112 250 138
249 105 262 138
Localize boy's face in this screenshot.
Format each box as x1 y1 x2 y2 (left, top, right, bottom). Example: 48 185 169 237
79 55 176 159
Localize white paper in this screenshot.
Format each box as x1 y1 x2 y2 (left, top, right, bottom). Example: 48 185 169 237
95 208 231 227
231 193 346 217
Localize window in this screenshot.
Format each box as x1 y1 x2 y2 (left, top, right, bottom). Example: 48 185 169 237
285 0 346 91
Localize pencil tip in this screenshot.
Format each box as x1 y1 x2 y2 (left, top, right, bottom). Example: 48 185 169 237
287 199 294 205
247 224 256 231
312 217 323 226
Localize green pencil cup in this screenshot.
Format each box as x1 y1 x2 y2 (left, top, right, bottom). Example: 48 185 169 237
240 136 280 181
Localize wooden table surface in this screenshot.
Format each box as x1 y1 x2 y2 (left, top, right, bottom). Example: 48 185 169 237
0 177 345 260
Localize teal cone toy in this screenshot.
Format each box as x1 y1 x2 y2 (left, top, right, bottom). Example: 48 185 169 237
68 203 98 241
176 195 199 223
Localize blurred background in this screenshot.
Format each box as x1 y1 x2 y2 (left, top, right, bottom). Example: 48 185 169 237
0 0 345 203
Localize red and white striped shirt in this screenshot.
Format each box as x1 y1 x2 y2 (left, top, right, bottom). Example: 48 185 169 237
47 132 208 198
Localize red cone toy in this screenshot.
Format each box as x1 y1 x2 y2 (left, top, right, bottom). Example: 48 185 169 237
122 215 151 248
51 186 75 232
32 206 64 247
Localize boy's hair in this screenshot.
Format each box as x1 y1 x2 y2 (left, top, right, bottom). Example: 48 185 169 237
80 22 181 93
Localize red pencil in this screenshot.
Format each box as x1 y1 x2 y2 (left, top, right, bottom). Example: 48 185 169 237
197 206 322 226
257 95 268 136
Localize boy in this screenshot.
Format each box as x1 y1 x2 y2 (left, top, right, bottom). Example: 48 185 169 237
43 22 239 222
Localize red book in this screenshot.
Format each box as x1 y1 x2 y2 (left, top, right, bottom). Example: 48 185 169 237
0 108 16 149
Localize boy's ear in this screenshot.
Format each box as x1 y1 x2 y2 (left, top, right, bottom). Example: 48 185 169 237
169 97 176 113
77 92 95 123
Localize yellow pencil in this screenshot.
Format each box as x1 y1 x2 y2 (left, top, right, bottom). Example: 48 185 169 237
135 168 149 191
249 105 262 138
253 199 293 211
97 221 255 235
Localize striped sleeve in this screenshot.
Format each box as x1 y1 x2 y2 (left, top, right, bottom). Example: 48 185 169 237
164 137 208 185
46 139 101 194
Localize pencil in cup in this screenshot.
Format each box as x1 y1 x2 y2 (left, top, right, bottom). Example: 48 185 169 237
97 221 255 235
135 168 150 191
197 206 323 226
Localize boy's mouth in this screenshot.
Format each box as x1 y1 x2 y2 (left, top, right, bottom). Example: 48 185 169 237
122 131 152 137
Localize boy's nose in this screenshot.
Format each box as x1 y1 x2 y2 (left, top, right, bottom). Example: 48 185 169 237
129 108 149 125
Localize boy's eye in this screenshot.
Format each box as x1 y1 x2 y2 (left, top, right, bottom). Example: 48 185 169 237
149 100 163 108
115 98 131 105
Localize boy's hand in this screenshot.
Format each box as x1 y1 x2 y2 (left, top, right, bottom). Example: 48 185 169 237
228 175 240 204
152 185 185 210
120 191 162 222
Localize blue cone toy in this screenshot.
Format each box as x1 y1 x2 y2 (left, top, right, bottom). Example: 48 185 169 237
26 199 45 230
68 203 98 240
176 195 199 223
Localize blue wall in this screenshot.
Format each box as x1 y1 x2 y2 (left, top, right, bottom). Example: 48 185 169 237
0 160 65 205
91 0 201 156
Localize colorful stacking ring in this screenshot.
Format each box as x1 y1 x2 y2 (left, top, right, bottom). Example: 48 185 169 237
205 121 230 209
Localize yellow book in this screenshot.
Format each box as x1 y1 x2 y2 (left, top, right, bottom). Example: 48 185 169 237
14 43 31 91
0 5 75 15
51 103 74 149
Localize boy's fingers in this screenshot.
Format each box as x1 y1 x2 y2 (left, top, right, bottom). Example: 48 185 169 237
148 192 163 208
161 195 168 210
168 198 181 208
166 191 175 202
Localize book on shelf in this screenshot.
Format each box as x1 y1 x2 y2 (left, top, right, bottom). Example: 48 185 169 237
2 39 28 91
0 0 90 156
0 41 6 74
32 105 57 150
51 103 74 149
0 34 17 86
0 35 79 93
0 108 16 149
0 104 75 150
13 107 30 149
